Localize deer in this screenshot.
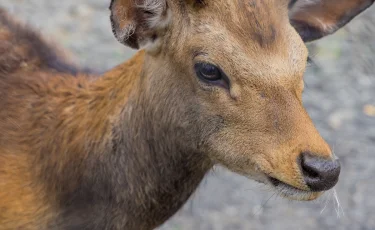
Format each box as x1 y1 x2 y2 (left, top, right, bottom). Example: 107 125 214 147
0 0 373 229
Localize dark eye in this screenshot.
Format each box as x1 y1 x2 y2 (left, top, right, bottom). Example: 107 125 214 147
195 63 222 81
194 62 230 89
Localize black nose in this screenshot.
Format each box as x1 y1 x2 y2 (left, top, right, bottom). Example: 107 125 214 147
300 152 341 192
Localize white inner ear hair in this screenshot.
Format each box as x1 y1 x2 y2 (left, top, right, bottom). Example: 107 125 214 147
136 0 171 29
111 4 137 46
136 0 172 51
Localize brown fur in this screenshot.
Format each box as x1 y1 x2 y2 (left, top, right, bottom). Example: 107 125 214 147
0 0 373 229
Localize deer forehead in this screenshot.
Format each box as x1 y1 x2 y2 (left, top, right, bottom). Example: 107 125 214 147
186 6 307 83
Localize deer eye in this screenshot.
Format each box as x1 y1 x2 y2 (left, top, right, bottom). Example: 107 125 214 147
195 63 221 81
194 62 229 88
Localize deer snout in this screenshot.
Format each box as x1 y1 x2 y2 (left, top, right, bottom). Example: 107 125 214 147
299 152 341 192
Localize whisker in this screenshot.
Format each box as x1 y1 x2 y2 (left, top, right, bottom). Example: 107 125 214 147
333 188 345 218
254 191 276 216
320 190 332 215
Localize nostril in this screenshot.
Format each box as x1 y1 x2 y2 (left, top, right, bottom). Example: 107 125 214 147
301 159 320 179
300 152 341 192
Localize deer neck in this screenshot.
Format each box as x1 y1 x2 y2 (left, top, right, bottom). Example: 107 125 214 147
53 50 211 229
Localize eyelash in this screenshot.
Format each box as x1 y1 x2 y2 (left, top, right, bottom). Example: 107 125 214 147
194 62 230 89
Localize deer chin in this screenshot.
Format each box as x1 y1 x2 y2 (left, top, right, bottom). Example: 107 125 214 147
267 177 322 201
244 173 321 201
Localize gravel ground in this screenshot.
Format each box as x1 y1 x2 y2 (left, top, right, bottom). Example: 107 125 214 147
2 1 375 230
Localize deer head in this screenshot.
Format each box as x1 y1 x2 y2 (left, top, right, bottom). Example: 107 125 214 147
109 0 374 200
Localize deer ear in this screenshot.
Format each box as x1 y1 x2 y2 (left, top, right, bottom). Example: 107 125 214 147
289 0 375 42
109 0 170 49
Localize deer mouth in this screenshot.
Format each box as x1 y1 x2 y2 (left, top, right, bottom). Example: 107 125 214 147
267 177 320 201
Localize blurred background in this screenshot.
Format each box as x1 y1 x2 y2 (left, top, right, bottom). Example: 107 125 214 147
2 1 375 229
